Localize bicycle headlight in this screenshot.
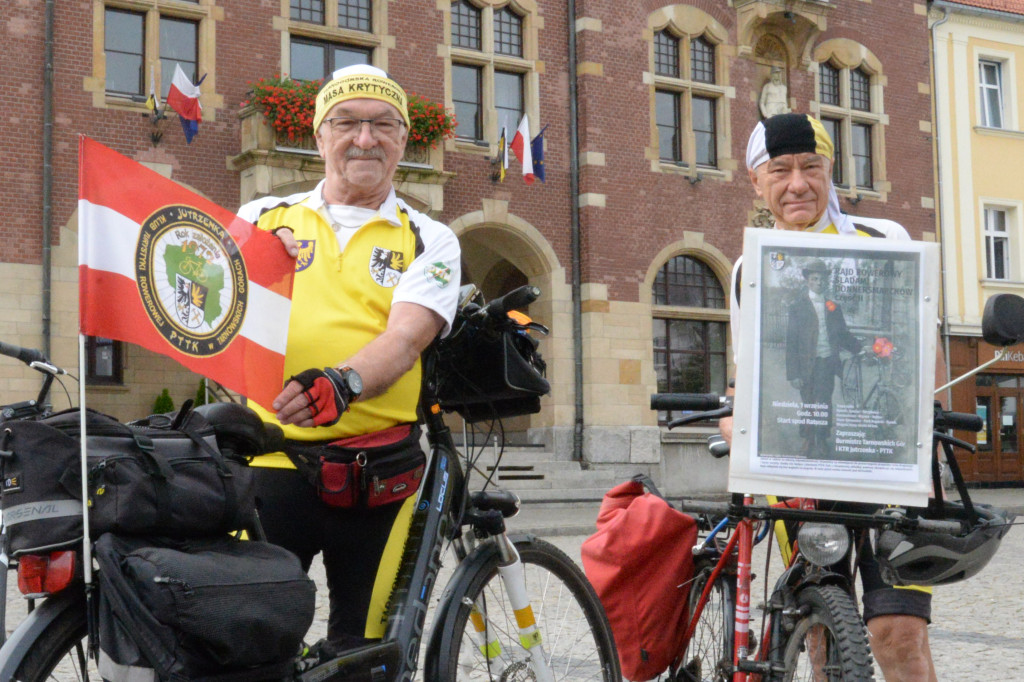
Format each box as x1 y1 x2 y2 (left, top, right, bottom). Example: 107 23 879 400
797 523 850 567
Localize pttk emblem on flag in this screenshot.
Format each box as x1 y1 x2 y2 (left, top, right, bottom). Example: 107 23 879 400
369 246 404 287
78 136 295 410
136 205 248 354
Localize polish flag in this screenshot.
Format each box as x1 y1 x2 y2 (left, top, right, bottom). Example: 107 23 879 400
166 64 202 143
77 136 295 410
509 114 535 184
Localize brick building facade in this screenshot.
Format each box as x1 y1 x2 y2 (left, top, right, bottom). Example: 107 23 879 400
0 1 936 492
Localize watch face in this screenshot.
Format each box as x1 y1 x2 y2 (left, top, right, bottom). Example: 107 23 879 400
345 369 363 395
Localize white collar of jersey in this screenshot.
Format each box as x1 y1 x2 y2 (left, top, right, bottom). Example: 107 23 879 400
304 179 403 227
798 213 835 234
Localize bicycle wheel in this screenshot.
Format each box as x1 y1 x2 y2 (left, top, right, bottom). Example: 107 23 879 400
11 604 101 682
676 563 734 682
840 358 862 405
781 585 874 682
877 389 903 426
433 537 620 681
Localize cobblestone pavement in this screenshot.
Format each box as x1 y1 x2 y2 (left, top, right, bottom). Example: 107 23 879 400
2 523 1020 680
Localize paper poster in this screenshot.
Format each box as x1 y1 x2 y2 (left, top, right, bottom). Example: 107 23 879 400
730 229 940 506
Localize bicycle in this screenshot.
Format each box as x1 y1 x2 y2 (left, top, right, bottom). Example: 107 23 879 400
646 391 1010 682
0 284 621 682
656 293 1024 681
840 343 909 426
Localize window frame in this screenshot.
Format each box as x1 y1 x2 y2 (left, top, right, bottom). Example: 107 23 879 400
650 26 726 172
651 255 729 424
96 1 218 116
656 89 682 164
979 59 1005 129
449 0 537 148
983 205 1012 281
158 15 199 99
452 63 484 141
104 7 147 98
85 336 124 385
815 54 884 194
285 0 381 83
289 35 372 82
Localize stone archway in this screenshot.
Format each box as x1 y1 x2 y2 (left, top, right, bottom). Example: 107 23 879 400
448 210 566 441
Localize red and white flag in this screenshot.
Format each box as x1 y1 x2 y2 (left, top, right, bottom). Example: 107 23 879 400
78 136 295 410
509 114 535 184
166 64 202 143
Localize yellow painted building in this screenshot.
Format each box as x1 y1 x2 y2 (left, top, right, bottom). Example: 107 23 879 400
932 0 1024 482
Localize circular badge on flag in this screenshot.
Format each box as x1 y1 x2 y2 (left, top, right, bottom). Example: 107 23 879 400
135 205 248 357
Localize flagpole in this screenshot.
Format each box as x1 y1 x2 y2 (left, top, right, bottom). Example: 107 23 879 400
77 333 93 586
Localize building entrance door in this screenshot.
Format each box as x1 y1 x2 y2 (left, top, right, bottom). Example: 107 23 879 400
974 374 1024 483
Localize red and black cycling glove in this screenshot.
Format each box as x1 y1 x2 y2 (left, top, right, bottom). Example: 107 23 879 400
288 367 349 427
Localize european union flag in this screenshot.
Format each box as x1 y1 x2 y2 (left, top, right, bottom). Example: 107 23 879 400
530 125 547 183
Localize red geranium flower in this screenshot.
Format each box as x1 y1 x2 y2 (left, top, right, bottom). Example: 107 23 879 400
873 337 894 358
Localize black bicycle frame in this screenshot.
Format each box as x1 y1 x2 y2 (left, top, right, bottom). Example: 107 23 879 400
296 350 466 682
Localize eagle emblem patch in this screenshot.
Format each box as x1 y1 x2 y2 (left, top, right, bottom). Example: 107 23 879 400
369 246 404 287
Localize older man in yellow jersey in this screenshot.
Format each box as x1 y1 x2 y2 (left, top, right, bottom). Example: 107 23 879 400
237 64 460 656
721 113 940 682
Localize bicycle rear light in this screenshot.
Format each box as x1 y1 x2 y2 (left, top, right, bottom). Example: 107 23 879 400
17 550 76 597
797 523 849 567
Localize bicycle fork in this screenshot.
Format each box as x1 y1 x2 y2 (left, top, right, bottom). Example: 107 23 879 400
732 494 757 682
459 533 556 682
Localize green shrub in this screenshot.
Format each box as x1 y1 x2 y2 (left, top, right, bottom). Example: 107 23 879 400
194 379 208 406
153 388 175 414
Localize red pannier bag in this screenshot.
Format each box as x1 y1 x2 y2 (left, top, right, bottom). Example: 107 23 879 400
581 475 699 682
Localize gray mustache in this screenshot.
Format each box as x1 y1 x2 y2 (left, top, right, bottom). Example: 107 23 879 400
346 149 386 160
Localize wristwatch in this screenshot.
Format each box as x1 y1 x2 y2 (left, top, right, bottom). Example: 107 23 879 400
337 365 363 404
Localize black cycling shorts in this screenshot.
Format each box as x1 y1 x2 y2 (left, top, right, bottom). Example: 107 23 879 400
857 532 932 623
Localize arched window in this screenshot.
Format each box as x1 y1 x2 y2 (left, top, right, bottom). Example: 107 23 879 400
450 1 535 144
654 29 721 168
652 255 728 422
814 40 886 196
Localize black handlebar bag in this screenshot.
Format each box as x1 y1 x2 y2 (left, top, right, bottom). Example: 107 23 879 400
0 405 256 556
435 325 550 422
94 533 315 682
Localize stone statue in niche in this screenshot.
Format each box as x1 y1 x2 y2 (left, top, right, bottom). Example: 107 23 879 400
759 66 790 119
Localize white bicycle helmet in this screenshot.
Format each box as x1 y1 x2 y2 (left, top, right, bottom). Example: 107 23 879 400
875 503 1014 587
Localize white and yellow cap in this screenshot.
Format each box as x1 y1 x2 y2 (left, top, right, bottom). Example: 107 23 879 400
313 64 410 133
746 113 856 235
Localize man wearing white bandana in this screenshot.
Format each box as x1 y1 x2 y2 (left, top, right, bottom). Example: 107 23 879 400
237 65 460 654
721 113 939 682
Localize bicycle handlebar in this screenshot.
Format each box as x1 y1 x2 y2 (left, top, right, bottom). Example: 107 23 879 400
650 393 727 412
675 498 966 535
934 409 983 433
0 341 48 366
479 285 541 320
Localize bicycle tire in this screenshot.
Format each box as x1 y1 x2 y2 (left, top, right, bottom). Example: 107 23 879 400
432 537 621 681
11 603 100 682
841 358 862 406
780 585 874 682
676 563 735 682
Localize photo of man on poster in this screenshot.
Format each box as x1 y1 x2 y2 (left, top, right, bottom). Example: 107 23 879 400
785 257 861 458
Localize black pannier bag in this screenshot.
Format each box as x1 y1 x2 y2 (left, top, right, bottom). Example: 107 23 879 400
435 321 550 422
94 533 316 682
0 404 256 556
